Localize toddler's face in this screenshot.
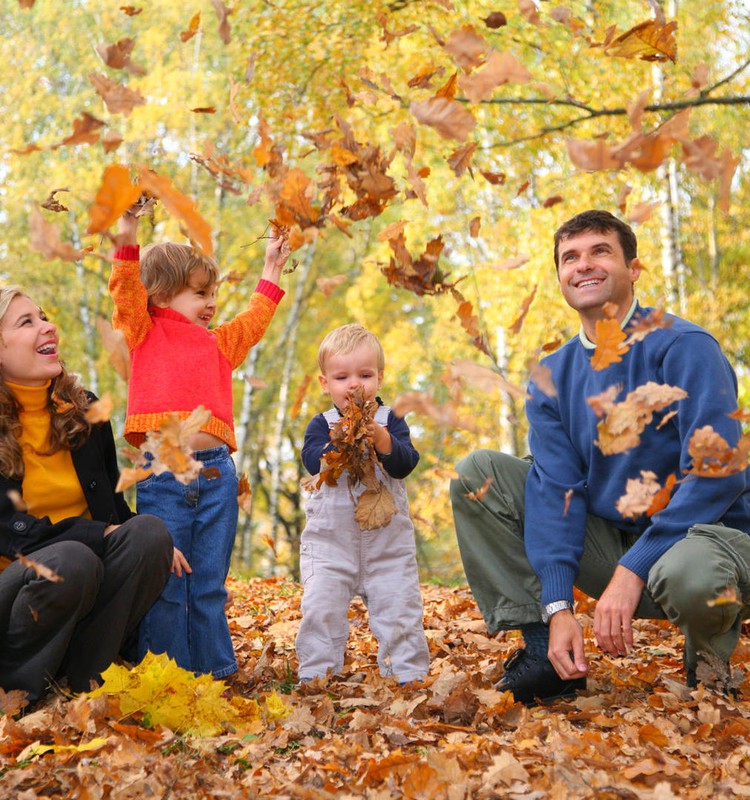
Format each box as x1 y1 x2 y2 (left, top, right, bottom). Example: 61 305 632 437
319 344 383 410
161 273 217 328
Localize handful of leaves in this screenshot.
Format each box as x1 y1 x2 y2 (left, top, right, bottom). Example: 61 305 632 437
310 387 397 531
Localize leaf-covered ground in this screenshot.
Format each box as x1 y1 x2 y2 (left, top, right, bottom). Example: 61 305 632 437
2 576 750 798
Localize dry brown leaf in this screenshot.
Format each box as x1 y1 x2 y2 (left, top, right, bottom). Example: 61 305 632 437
89 73 146 116
591 318 629 370
29 208 87 262
465 476 493 501
316 274 347 297
354 484 399 531
86 393 114 423
410 97 477 142
458 50 532 103
509 285 537 335
604 19 678 63
180 11 201 42
16 553 64 583
443 25 487 73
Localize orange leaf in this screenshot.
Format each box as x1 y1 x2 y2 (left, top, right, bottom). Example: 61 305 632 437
591 318 628 370
86 163 141 235
604 19 677 63
138 167 214 256
180 11 201 42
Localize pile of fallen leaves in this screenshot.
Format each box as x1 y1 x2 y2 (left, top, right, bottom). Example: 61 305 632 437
2 577 750 798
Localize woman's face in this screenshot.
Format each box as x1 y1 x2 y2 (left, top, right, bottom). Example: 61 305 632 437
0 295 62 387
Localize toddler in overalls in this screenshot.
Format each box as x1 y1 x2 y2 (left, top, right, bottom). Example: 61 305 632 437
296 324 429 683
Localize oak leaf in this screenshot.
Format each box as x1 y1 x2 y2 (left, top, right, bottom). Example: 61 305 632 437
591 318 628 370
354 484 399 531
686 425 750 478
141 406 212 484
410 97 477 142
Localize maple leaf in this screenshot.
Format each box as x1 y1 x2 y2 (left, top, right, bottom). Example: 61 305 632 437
88 651 262 736
591 318 629 370
0 687 29 715
590 382 688 456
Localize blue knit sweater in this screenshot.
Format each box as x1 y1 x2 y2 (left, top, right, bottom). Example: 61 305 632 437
525 303 750 606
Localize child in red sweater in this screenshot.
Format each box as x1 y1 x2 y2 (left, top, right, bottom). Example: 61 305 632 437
110 210 287 678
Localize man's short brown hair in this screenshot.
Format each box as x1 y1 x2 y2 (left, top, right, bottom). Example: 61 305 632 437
553 210 638 269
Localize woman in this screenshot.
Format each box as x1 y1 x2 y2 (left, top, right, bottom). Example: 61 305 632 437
0 286 172 705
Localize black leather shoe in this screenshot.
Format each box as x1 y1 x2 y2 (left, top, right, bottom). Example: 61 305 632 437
496 649 586 706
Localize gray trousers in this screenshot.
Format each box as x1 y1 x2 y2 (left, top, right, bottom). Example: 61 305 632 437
0 515 172 704
450 450 750 668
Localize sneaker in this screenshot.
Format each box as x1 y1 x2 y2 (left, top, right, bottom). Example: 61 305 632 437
495 649 586 706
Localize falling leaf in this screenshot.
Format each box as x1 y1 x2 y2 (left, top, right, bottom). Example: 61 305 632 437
212 0 232 44
41 188 70 213
139 167 214 256
447 142 478 177
85 393 114 423
542 195 563 208
604 19 678 63
465 476 493 501
115 466 153 493
7 489 27 512
517 0 543 26
624 306 672 345
89 73 146 116
449 359 526 401
589 382 688 456
410 97 477 142
443 25 487 74
191 106 217 114
469 216 481 237
316 274 347 297
86 163 141 235
238 473 253 514
29 208 87 262
16 553 64 583
180 11 201 42
58 112 106 147
591 318 629 370
686 425 750 478
509 284 537 335
458 50 532 103
489 255 529 271
141 406 212 484
706 586 743 607
96 318 130 382
95 37 146 75
483 12 507 28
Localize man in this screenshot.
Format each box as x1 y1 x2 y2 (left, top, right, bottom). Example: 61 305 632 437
451 210 750 705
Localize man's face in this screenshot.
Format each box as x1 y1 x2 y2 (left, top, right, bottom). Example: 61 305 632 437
556 229 642 323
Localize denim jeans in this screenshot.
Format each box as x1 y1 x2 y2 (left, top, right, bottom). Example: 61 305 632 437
137 445 239 678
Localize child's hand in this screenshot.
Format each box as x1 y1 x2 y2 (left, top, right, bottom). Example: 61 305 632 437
368 420 392 456
261 228 290 284
115 206 140 247
171 547 192 578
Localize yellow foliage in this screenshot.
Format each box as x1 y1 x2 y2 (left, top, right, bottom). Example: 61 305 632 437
88 652 263 737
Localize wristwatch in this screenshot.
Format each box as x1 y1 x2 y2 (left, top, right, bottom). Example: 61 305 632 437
541 600 573 624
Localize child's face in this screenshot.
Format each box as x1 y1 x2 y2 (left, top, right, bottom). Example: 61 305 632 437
319 344 383 410
158 273 217 328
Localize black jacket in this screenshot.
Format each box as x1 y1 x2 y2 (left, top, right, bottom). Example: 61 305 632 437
0 415 133 561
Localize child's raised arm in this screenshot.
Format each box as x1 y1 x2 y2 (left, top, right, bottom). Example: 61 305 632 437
115 205 140 248
260 229 290 286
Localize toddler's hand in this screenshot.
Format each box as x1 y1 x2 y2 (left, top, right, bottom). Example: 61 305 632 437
368 420 392 456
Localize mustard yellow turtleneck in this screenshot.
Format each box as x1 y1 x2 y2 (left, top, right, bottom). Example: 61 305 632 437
8 381 90 524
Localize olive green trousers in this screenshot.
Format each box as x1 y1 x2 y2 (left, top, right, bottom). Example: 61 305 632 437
450 450 750 669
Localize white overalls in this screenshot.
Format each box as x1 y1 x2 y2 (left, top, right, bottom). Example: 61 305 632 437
296 405 430 683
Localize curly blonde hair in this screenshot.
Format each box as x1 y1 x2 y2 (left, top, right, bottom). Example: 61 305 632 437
0 287 92 481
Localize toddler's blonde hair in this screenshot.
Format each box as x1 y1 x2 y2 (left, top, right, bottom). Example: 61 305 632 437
318 324 385 373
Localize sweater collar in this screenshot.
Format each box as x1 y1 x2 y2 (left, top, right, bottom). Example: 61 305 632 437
578 297 639 350
6 380 51 412
149 305 195 325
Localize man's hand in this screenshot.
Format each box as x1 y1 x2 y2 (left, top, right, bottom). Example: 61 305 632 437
593 565 644 656
548 609 589 679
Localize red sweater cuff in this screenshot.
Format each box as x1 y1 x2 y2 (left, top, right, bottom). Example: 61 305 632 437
255 279 285 304
114 244 140 261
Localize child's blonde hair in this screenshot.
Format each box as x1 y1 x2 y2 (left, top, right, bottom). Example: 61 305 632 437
140 242 220 303
318 324 385 373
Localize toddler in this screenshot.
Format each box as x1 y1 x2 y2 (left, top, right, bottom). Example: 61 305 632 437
296 324 429 683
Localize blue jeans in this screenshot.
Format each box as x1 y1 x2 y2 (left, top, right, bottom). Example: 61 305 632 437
137 445 239 678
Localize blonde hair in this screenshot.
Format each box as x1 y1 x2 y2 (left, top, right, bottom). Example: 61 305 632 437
317 324 385 373
0 286 91 481
140 242 220 303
